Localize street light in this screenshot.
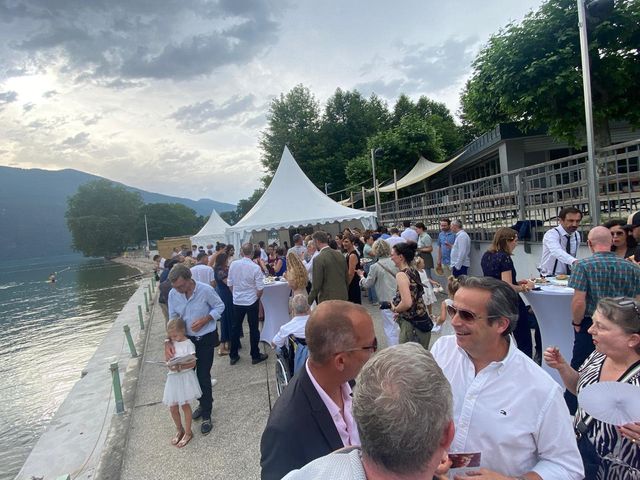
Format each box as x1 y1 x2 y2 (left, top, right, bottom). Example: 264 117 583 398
370 148 383 220
577 0 614 226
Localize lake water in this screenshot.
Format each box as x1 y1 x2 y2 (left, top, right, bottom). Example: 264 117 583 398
0 254 139 480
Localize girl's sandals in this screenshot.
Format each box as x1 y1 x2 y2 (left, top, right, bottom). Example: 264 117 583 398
177 431 193 448
171 430 184 446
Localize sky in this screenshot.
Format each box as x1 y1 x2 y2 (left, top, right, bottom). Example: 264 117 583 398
0 0 545 205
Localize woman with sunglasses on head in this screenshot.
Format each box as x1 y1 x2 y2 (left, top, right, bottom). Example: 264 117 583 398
544 297 640 479
342 234 362 304
389 242 433 350
481 227 536 358
604 218 637 259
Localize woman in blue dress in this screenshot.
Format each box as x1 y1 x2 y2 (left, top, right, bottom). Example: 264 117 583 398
481 227 536 358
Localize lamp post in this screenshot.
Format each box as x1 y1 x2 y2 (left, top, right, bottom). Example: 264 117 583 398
577 0 613 226
370 148 383 220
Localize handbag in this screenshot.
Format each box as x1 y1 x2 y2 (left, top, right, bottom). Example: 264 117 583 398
400 268 434 333
575 361 640 478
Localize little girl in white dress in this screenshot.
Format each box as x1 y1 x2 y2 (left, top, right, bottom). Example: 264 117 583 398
163 318 202 448
437 276 458 336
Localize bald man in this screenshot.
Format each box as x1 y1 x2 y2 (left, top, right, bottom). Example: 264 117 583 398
566 225 640 411
260 300 376 480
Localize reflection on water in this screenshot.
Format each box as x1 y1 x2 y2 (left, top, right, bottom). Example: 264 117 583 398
0 254 139 480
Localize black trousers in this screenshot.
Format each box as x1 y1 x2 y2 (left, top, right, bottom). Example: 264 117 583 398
230 301 261 360
564 316 595 414
187 331 215 419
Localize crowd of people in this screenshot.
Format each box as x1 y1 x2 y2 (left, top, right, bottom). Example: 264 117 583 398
152 209 640 478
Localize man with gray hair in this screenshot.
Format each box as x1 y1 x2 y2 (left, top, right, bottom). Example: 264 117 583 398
166 263 225 436
260 300 375 480
449 219 470 277
271 294 311 373
282 342 455 479
431 276 583 479
228 242 267 366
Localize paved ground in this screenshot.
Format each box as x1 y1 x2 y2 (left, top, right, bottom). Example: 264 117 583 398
120 294 445 480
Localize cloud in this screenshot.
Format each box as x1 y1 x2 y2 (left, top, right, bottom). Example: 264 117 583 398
0 91 18 109
61 131 90 148
3 1 286 83
23 102 35 112
42 90 58 98
352 78 407 101
170 94 258 133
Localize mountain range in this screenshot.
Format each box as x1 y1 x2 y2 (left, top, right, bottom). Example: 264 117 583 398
0 166 235 259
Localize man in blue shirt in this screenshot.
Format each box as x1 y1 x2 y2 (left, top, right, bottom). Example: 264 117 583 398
166 263 225 435
436 218 456 276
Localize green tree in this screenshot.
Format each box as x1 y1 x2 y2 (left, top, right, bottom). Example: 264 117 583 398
319 89 391 193
138 203 203 241
346 114 445 187
259 84 323 186
460 0 640 145
66 180 143 257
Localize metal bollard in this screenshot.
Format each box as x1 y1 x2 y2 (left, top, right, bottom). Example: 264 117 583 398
147 284 152 300
138 304 144 330
123 325 138 358
110 362 125 413
144 291 149 312
151 276 156 291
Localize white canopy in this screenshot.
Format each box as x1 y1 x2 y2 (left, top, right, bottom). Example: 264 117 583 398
190 209 230 247
378 149 466 193
226 146 377 247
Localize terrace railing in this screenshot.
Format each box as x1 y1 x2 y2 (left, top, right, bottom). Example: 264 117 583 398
369 138 640 242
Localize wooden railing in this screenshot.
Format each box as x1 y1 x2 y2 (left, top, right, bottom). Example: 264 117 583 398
369 138 640 242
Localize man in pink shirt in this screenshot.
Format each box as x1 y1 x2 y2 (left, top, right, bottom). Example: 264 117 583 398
260 301 376 480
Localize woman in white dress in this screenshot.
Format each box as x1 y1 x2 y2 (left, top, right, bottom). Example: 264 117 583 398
163 318 202 448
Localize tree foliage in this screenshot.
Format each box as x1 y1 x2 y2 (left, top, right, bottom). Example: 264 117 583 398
66 180 143 257
460 0 640 145
138 203 204 241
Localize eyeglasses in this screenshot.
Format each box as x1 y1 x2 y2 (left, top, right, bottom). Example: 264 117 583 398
445 299 499 322
342 337 378 354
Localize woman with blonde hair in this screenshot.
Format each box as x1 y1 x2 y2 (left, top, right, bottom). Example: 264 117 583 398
285 249 308 298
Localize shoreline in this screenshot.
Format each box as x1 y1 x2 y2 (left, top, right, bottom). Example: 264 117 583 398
111 254 156 275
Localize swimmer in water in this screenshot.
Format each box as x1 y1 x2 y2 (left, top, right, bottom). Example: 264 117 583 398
49 273 56 283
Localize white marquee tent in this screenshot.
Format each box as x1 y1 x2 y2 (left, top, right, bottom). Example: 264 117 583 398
226 146 377 248
190 209 230 247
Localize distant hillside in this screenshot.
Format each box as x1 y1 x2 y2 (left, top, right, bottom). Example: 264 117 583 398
0 166 235 259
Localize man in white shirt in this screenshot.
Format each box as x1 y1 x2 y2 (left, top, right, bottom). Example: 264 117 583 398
400 220 418 244
431 276 583 480
190 252 216 287
258 241 269 262
385 227 404 247
260 301 375 480
291 234 307 258
271 294 310 374
539 206 582 276
227 242 267 366
303 240 318 284
450 220 471 277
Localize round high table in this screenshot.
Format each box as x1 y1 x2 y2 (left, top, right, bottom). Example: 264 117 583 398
523 285 574 386
260 281 292 343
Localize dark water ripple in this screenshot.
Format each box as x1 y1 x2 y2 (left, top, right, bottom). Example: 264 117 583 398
0 254 139 480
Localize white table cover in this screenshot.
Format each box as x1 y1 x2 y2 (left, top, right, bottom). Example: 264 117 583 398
523 285 574 386
260 281 292 343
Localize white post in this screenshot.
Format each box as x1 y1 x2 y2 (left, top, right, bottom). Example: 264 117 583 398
370 148 380 219
144 214 150 254
361 186 367 209
577 0 600 225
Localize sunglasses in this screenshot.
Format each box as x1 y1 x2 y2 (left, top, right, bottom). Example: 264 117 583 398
611 231 626 236
343 337 378 354
445 299 499 322
610 297 640 318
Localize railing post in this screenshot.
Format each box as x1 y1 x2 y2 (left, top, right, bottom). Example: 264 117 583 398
151 276 156 291
123 325 138 358
110 362 125 413
138 305 144 330
147 284 152 301
144 291 149 312
516 173 526 221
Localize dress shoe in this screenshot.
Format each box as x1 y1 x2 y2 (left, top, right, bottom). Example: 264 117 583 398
201 419 212 436
230 356 240 365
252 353 269 365
192 407 203 420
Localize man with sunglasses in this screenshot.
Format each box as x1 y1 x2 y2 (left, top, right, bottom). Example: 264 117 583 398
260 300 376 480
431 276 583 480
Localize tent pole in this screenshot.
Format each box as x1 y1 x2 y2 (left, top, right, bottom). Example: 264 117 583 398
394 169 399 223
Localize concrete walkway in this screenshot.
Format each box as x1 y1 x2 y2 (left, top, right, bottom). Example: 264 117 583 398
120 296 444 480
